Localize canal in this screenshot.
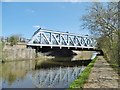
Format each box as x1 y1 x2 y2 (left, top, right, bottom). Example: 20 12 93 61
1 56 92 88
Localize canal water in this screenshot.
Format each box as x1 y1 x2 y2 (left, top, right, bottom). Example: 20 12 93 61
1 56 92 88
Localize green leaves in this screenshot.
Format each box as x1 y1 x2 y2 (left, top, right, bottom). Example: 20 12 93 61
69 58 97 89
9 35 19 46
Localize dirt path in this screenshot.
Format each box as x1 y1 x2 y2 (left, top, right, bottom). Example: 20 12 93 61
83 56 119 89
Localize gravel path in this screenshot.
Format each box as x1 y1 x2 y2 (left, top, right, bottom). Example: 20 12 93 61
83 56 119 89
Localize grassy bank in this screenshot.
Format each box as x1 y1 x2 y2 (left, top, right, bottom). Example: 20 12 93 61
69 57 97 89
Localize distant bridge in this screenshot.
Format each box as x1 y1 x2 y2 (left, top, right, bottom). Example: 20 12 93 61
27 28 97 51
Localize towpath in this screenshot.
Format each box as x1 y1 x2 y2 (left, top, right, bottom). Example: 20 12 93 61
83 56 119 89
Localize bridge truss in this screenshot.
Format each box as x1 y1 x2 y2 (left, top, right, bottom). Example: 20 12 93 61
27 29 97 49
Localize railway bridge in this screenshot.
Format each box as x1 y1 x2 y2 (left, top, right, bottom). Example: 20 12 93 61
27 28 103 55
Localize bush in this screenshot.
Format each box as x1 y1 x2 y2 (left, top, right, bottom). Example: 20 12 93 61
9 35 19 46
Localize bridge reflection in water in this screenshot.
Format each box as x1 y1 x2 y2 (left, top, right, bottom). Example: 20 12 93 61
30 66 84 88
2 55 92 88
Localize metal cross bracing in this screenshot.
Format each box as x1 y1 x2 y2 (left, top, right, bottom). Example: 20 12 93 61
27 28 97 49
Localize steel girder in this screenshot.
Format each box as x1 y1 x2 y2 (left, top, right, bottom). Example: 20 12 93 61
27 29 96 48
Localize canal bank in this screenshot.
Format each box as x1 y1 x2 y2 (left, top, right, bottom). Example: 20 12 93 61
2 43 93 62
1 44 55 62
69 56 97 89
83 56 119 89
69 56 119 89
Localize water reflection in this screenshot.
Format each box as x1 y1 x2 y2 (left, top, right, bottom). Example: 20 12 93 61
2 60 36 88
31 66 85 88
35 57 91 69
2 56 91 88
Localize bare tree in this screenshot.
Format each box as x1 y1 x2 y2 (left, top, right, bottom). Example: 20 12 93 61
82 2 119 67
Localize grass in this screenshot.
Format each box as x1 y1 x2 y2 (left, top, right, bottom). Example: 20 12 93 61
69 57 97 89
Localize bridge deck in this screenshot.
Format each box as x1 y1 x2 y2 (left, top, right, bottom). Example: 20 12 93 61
27 43 95 49
27 44 100 52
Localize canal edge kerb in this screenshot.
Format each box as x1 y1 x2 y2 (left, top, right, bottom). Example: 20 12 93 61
69 56 97 89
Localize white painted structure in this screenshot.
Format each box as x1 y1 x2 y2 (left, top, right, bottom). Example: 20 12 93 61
27 29 97 49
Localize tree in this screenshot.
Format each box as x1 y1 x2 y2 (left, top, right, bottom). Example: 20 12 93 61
82 2 118 36
9 35 19 46
81 2 119 67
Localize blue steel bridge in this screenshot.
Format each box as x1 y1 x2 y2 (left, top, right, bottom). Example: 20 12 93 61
27 28 98 51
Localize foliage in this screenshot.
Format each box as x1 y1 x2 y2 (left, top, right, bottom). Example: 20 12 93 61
8 35 19 46
82 2 119 68
69 57 97 89
0 42 2 59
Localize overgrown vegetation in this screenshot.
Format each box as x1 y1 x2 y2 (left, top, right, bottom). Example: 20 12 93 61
69 57 97 89
8 35 19 46
82 2 120 71
0 42 2 59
